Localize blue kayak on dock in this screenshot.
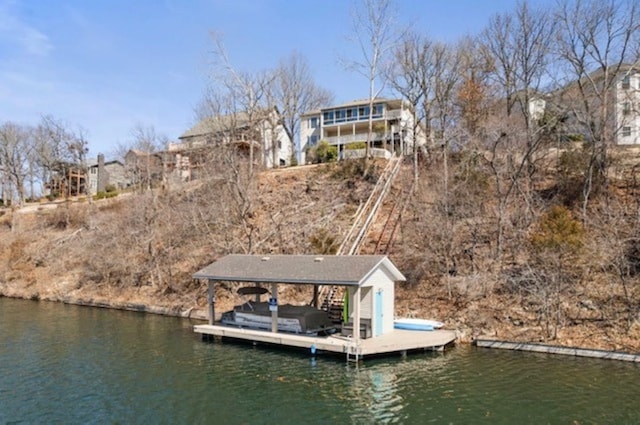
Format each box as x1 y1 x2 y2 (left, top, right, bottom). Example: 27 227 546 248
394 318 444 331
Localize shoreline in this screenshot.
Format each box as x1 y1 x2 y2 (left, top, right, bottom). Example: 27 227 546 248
3 292 639 363
0 291 209 321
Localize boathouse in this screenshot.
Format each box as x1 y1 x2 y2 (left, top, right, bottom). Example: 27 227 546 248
193 254 456 360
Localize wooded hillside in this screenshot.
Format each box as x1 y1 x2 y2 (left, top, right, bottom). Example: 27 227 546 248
1 150 639 352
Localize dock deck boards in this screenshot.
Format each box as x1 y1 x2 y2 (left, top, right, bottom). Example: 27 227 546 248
193 324 456 359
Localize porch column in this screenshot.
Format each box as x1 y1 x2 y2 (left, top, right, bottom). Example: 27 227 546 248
353 286 361 346
384 120 389 153
337 126 341 161
207 279 215 325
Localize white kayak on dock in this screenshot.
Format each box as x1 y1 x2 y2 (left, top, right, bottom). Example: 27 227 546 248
394 318 444 331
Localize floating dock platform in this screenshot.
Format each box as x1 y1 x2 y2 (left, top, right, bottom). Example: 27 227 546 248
194 323 457 360
475 339 640 363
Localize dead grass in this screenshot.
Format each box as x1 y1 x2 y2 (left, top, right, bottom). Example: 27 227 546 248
1 158 639 353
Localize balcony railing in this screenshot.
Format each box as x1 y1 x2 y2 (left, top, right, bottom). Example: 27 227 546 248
325 132 393 145
322 131 398 145
322 109 403 126
386 109 402 120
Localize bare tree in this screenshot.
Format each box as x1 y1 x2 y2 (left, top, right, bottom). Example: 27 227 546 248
129 123 167 191
32 116 82 197
196 89 263 253
274 51 333 164
588 202 640 333
344 0 402 161
389 31 432 184
0 122 31 207
209 33 272 174
483 1 554 176
456 37 493 146
554 0 640 222
480 1 555 262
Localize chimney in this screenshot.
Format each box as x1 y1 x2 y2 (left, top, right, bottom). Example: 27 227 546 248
97 153 106 193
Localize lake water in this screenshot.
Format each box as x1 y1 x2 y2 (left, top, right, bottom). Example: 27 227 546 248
1 297 639 424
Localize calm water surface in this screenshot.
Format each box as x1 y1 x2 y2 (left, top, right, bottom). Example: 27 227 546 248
1 297 638 424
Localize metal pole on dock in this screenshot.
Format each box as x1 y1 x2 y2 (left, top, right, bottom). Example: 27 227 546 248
207 280 215 325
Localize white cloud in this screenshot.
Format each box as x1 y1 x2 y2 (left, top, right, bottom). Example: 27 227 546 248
0 1 53 57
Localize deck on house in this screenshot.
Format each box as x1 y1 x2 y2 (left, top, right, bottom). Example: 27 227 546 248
193 323 457 360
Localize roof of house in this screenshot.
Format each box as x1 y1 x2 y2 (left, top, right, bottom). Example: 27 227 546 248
550 63 640 97
193 254 406 286
180 108 276 140
86 158 124 167
301 98 405 117
126 149 156 157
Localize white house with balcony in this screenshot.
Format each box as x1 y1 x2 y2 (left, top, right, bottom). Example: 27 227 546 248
615 68 640 145
550 64 640 146
299 98 425 163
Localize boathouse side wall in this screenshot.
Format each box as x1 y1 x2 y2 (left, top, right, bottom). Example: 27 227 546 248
361 267 396 335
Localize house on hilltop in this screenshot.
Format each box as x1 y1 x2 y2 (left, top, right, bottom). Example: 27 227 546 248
549 64 640 146
86 154 126 195
299 98 426 164
124 149 166 189
170 108 292 176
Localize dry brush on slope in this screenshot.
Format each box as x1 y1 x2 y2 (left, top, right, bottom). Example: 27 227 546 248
0 160 379 315
1 152 639 352
389 147 640 352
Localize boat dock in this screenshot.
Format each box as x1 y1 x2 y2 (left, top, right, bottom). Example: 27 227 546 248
192 255 457 361
194 323 457 360
475 339 640 363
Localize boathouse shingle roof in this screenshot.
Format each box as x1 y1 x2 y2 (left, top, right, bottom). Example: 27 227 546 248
193 254 406 286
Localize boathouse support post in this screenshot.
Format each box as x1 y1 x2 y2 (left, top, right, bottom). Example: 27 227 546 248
207 279 215 325
354 286 361 347
271 283 278 333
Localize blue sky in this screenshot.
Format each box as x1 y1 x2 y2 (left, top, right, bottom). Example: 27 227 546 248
0 0 553 158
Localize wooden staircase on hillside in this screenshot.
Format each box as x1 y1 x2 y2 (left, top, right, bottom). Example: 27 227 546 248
370 166 414 255
315 156 404 323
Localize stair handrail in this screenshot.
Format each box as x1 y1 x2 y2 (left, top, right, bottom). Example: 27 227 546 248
345 156 402 255
316 156 403 309
336 156 400 255
374 174 415 254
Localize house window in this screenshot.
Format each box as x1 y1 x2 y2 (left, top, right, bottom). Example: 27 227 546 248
622 126 632 137
310 117 318 128
309 135 319 146
622 75 631 90
623 102 631 115
358 106 370 119
323 111 334 124
372 104 384 118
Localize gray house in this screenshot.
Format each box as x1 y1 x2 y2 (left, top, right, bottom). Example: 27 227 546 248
87 154 126 195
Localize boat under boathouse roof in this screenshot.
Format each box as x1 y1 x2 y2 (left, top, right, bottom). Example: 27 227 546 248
193 254 456 361
193 254 406 286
